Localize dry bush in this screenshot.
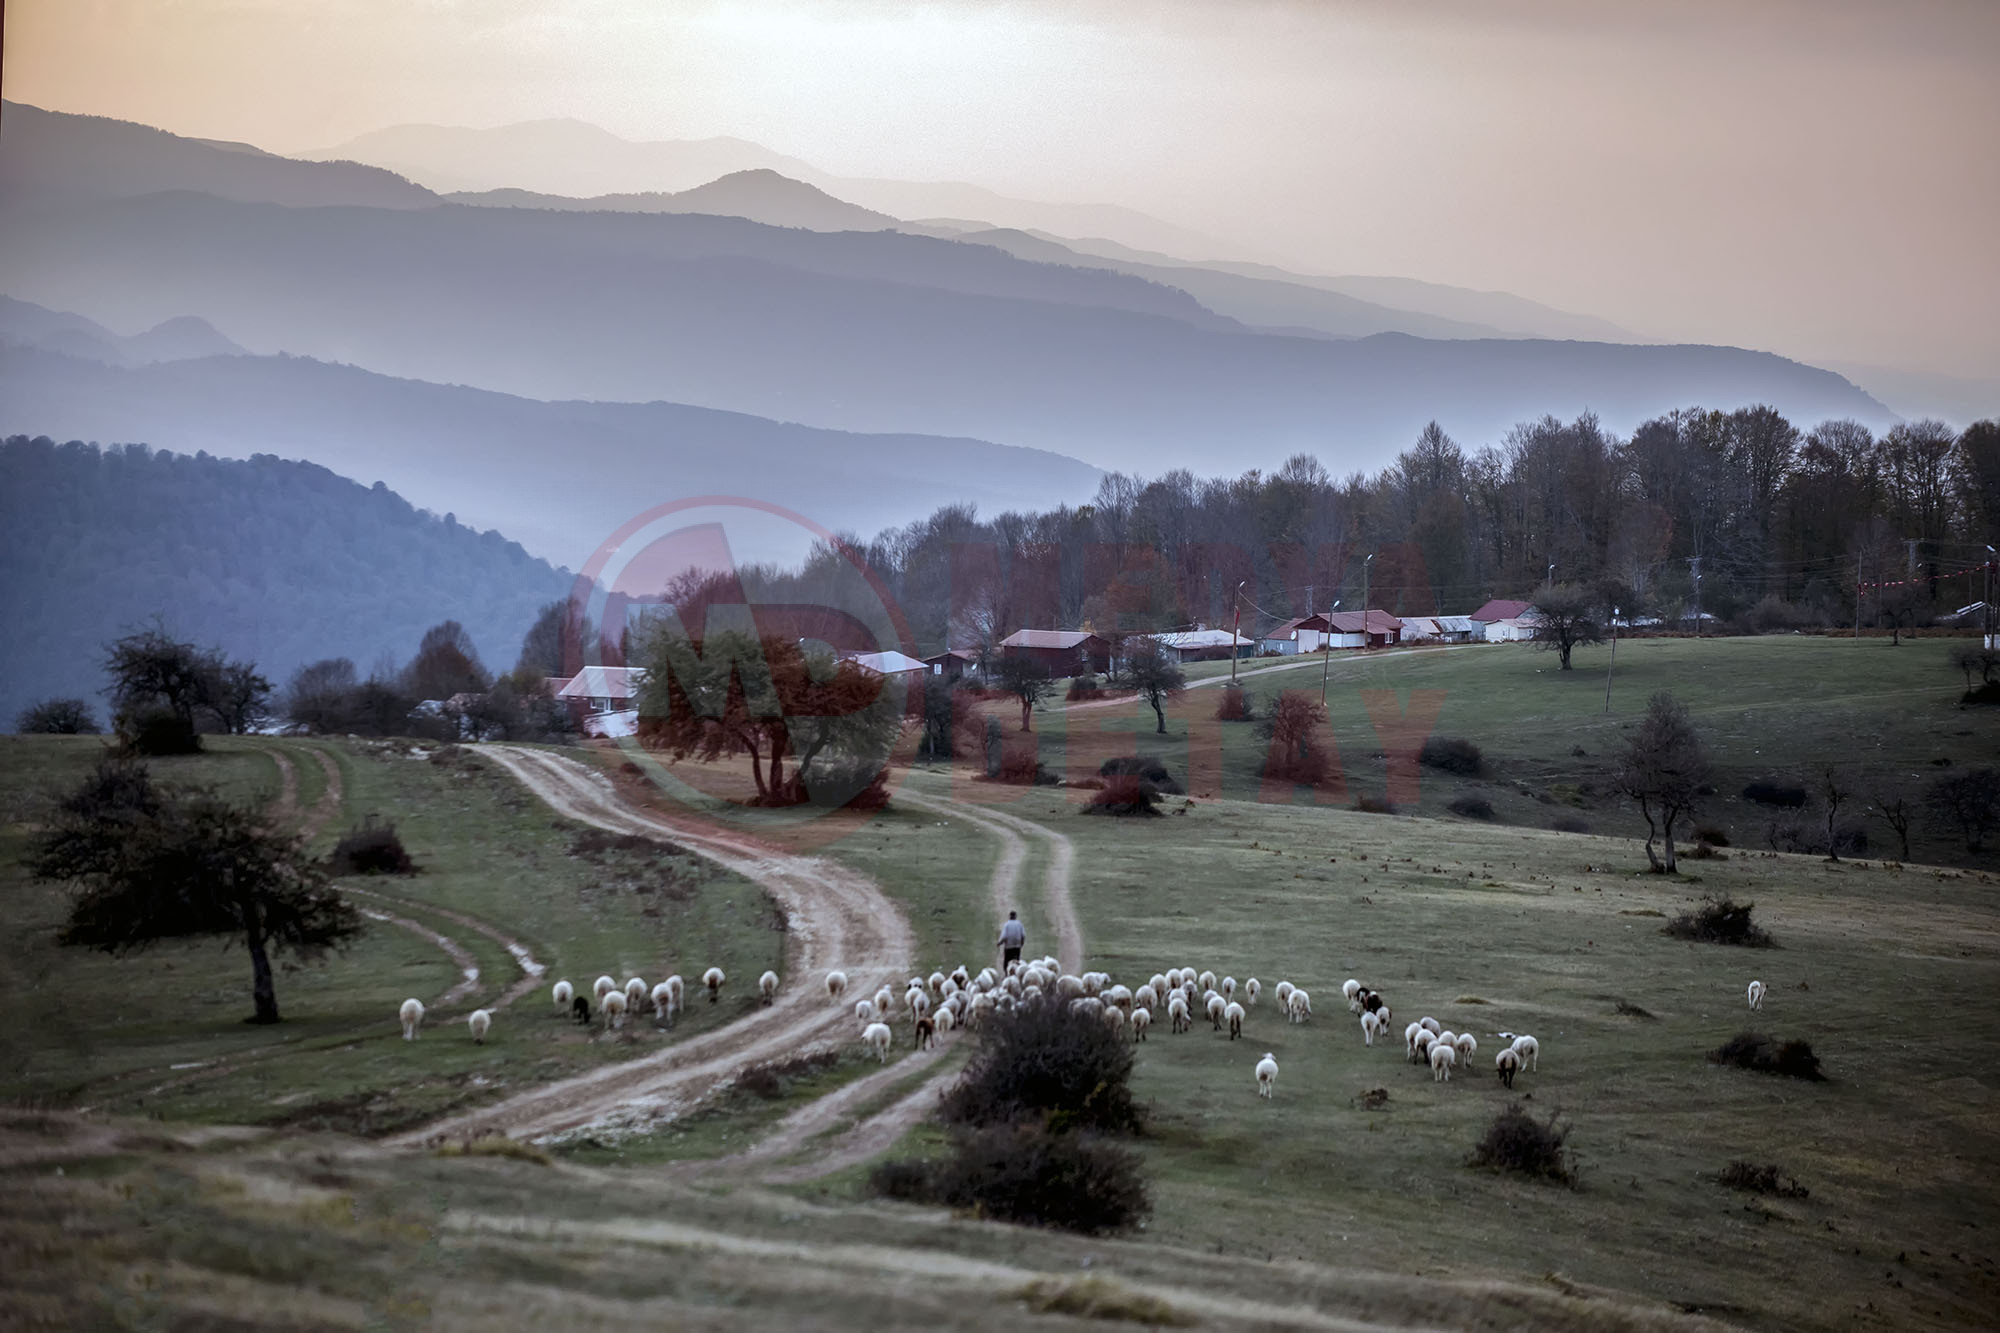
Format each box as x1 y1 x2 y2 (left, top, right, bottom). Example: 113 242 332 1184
1742 780 1808 808
1352 794 1397 815
735 1050 841 1099
1419 735 1485 775
870 1122 1150 1235
1017 1275 1193 1325
1709 1032 1826 1081
1718 1160 1809 1197
1468 1103 1575 1186
1097 755 1183 794
940 994 1140 1134
325 816 418 876
1664 895 1773 948
1083 775 1164 817
1215 685 1253 721
1448 794 1495 820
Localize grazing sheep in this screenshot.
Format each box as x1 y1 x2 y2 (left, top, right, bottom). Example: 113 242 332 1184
625 977 648 1012
702 967 725 1003
1165 968 1184 990
1149 973 1168 995
1418 1016 1441 1035
1221 976 1237 1000
1198 969 1218 994
1511 1034 1539 1071
1342 978 1362 1005
468 1009 492 1043
1168 995 1192 1034
1495 1047 1521 1089
1275 980 1295 1011
650 981 674 1018
1348 986 1370 1015
826 970 848 1000
1747 979 1766 1011
1372 1002 1392 1028
1287 989 1313 1024
759 970 780 1005
1134 984 1159 1014
1435 1030 1457 1053
1414 1029 1436 1062
1404 1020 1424 1059
1131 1006 1152 1041
1206 992 1228 1030
552 979 574 1011
906 988 931 1019
665 975 685 1010
855 999 877 1024
571 995 591 1025
1225 1001 1245 1040
915 1015 936 1049
1361 991 1386 1016
1106 984 1134 1011
1360 1010 1384 1045
1245 977 1262 1008
935 1006 957 1034
928 970 947 996
602 989 628 1030
1429 1041 1456 1082
1455 1033 1477 1064
399 997 425 1040
874 985 895 1016
1102 1004 1128 1035
863 1021 893 1063
592 976 617 1006
1256 1051 1278 1099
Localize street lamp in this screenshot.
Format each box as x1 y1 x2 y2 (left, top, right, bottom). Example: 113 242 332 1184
1604 605 1618 713
1987 546 1995 650
1319 599 1341 704
1230 579 1248 685
1547 562 1556 588
1361 553 1376 649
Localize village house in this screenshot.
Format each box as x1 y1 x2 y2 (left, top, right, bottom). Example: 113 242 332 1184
1325 609 1403 648
1145 627 1255 663
998 629 1112 675
1259 613 1333 655
922 647 981 681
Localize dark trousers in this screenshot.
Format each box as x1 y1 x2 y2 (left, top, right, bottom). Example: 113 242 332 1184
1002 946 1021 967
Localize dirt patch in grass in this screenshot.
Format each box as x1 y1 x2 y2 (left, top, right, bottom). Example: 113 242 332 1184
435 1134 552 1166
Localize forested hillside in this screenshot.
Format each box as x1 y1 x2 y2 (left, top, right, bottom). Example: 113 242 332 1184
0 437 569 726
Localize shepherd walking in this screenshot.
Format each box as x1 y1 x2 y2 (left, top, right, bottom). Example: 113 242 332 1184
997 910 1026 969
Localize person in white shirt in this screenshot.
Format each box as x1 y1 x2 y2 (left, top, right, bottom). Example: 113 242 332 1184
997 911 1026 968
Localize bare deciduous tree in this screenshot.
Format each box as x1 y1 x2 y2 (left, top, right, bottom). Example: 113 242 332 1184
1615 691 1711 873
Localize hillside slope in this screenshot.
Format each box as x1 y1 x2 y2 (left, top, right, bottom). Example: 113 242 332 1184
0 436 570 727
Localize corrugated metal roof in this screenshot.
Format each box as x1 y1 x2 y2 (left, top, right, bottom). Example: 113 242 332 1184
1470 598 1535 622
844 650 930 676
1150 629 1252 650
1000 629 1104 650
1432 615 1481 632
554 665 648 699
1326 609 1403 633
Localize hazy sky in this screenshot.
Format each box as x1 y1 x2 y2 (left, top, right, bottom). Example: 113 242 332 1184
8 0 1997 379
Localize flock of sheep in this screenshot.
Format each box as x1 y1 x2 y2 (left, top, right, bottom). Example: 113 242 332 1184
393 963 783 1043
821 957 1550 1100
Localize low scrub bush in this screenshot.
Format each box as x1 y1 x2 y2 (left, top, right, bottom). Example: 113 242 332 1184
1214 685 1253 721
325 816 418 876
15 697 99 734
1082 775 1163 817
869 1121 1149 1235
735 1050 841 1099
1352 794 1396 815
1065 674 1104 701
1742 780 1808 808
1709 1032 1826 1081
1018 1275 1192 1325
123 709 201 756
940 994 1140 1134
1419 735 1485 775
1096 755 1183 794
1448 795 1495 820
1664 895 1774 948
1468 1103 1575 1186
1550 815 1591 834
1718 1160 1809 1197
1693 824 1730 847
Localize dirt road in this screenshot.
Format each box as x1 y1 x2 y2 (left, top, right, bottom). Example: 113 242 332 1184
387 745 918 1147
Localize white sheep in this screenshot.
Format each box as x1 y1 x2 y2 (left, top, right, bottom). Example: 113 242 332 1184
1413 1029 1436 1062
1747 979 1766 1011
1404 1020 1425 1059
468 1008 492 1043
1106 984 1134 1011
602 989 628 1030
1225 1000 1246 1040
863 1020 893 1062
1198 969 1218 994
1511 1034 1539 1071
1205 992 1228 1030
703 967 725 1003
1131 1006 1152 1041
1275 980 1295 1011
1288 988 1313 1024
1255 1051 1278 1099
934 1005 957 1034
665 974 685 1010
1495 1047 1521 1088
399 997 425 1040
1165 968 1184 990
759 970 780 1005
1245 977 1262 1008
1221 976 1237 1000
1102 1004 1128 1035
1149 972 1168 995
592 975 617 1006
1454 1032 1477 1065
906 988 931 1019
1429 1041 1456 1082
1418 1016 1441 1035
650 981 674 1018
928 970 947 995
1341 978 1362 1006
623 977 647 1013
826 969 848 1000
950 965 970 989
874 984 895 1016
1168 995 1192 1033
551 979 574 1010
1436 1029 1457 1053
855 999 877 1024
1372 1002 1392 1028
1134 984 1159 1014
1360 1010 1384 1045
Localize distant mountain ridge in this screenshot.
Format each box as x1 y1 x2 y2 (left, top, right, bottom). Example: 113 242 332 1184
447 169 900 232
0 434 570 730
0 295 245 366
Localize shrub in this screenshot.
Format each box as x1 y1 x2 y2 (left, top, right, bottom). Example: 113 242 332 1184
1257 691 1333 785
1742 780 1808 808
1214 685 1253 722
124 709 201 756
1448 795 1495 820
1468 1103 1575 1186
939 995 1140 1134
15 698 99 734
1017 1275 1193 1325
1096 755 1183 794
1693 824 1730 847
1742 595 1819 634
869 1121 1149 1235
1082 775 1164 818
1718 1160 1809 1198
325 816 418 876
1550 815 1591 834
1419 735 1485 776
735 1050 840 1099
1065 674 1104 701
1663 896 1774 948
1709 1032 1826 1081
1353 795 1396 815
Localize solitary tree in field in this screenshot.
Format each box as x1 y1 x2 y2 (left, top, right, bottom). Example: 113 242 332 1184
1615 691 1711 872
1927 768 2000 852
14 697 98 734
104 626 213 751
1529 583 1602 669
1870 787 1915 861
1820 764 1854 862
1257 690 1332 785
208 660 273 734
26 760 363 1024
993 653 1051 732
1122 637 1186 735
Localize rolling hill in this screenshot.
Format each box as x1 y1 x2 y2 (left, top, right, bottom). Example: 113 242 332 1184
447 169 900 232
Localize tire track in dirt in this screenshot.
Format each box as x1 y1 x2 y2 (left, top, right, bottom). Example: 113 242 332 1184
900 791 1080 975
386 745 917 1147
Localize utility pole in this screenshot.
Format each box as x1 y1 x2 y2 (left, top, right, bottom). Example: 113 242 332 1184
1604 604 1618 713
1229 580 1247 685
1319 599 1341 704
1854 548 1863 639
1361 553 1376 649
1689 556 1702 638
1986 546 1996 649
1906 538 1919 579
